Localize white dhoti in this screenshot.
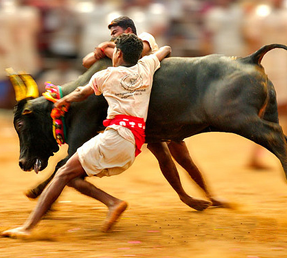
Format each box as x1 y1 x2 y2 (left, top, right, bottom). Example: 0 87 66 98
77 128 135 177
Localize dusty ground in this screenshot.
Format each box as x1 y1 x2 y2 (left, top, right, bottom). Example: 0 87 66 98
1 109 287 258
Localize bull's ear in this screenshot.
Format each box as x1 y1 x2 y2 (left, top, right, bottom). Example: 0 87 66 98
22 102 33 115
22 108 32 115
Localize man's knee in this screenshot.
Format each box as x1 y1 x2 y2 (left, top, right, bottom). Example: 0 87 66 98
66 177 76 188
54 154 87 185
66 176 86 188
54 165 78 185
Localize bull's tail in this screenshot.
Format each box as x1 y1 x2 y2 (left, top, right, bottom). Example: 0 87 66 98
241 44 287 65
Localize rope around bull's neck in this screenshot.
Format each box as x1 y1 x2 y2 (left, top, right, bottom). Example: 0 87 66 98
43 83 67 145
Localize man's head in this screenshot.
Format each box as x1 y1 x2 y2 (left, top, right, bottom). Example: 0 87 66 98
108 16 137 41
112 33 143 67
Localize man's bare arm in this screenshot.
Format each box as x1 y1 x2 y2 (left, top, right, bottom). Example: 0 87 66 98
97 41 116 59
82 42 116 68
82 52 98 69
155 46 172 62
54 85 94 109
141 41 152 57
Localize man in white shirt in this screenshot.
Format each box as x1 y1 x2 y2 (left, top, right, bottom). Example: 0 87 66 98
83 16 226 209
2 33 171 239
82 16 159 69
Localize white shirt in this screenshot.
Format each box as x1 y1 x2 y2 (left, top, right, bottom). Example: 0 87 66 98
139 32 159 54
90 54 160 121
89 54 160 144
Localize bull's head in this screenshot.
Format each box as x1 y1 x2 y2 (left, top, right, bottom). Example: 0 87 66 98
8 69 59 173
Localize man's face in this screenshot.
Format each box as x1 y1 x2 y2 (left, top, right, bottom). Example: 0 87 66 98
110 26 130 41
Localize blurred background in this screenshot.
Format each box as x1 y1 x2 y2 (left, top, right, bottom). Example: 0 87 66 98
1 0 287 110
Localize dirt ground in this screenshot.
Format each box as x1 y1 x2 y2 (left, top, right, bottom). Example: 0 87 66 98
1 110 287 258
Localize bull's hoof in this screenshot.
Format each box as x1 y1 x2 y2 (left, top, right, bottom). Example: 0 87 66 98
24 188 39 199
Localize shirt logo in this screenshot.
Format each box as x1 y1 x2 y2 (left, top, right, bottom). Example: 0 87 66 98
120 73 143 92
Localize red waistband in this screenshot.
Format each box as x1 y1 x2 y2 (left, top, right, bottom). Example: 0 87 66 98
103 115 145 157
103 115 145 129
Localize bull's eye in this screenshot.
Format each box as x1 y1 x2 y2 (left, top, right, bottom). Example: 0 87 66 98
16 120 23 131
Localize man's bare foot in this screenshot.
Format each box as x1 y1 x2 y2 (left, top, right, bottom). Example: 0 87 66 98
209 197 232 208
181 197 211 211
2 227 31 239
101 201 128 233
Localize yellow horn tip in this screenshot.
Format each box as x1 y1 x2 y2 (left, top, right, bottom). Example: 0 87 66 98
5 67 16 76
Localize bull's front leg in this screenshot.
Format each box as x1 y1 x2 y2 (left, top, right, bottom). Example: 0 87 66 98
24 158 68 199
147 142 211 211
25 172 54 199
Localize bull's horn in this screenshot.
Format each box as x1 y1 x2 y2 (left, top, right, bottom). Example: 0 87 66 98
6 68 27 102
19 72 39 99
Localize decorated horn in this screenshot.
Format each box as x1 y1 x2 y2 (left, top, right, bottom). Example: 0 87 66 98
6 68 27 102
19 72 39 99
6 68 39 101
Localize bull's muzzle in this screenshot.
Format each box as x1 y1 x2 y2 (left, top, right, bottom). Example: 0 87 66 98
19 158 42 174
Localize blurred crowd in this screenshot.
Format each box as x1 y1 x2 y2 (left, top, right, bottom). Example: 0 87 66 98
1 0 287 110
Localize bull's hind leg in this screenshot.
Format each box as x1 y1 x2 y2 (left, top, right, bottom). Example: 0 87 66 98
232 116 287 177
147 142 211 211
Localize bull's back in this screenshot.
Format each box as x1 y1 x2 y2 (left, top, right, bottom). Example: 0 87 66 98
61 56 266 143
145 55 268 142
145 57 206 141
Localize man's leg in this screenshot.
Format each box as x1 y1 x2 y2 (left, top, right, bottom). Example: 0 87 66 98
147 142 211 211
2 153 126 238
168 140 229 207
67 177 127 232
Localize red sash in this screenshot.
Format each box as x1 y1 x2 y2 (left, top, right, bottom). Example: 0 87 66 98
103 115 145 157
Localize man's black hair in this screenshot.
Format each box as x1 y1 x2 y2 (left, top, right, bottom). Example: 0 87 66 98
108 16 137 35
115 34 143 66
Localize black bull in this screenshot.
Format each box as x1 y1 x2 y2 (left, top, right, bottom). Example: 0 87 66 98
14 44 287 204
